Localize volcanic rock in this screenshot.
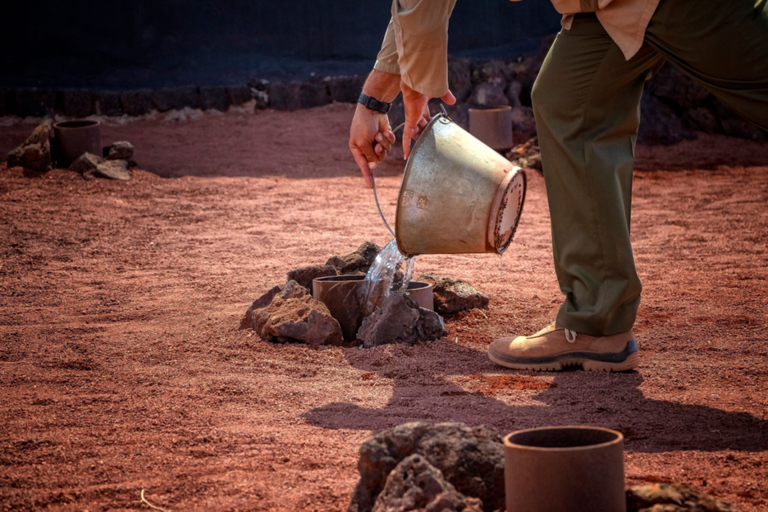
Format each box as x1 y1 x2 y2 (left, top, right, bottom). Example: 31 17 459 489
226 85 254 106
71 152 131 181
467 83 509 109
371 454 483 512
96 91 123 116
90 159 131 181
15 88 56 117
104 141 134 161
639 92 698 145
154 86 200 111
248 280 343 346
326 241 382 274
300 82 331 109
348 422 505 512
356 294 446 348
286 265 339 294
326 75 366 104
120 89 154 116
447 57 473 102
507 137 542 173
420 274 489 315
505 80 523 108
199 86 230 112
7 120 53 172
471 60 510 89
269 81 302 111
59 90 94 118
626 483 743 512
70 152 104 175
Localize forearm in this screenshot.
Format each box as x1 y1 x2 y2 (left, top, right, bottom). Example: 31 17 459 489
362 69 401 104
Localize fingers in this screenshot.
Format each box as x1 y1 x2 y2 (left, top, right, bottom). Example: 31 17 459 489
350 146 374 188
441 89 457 105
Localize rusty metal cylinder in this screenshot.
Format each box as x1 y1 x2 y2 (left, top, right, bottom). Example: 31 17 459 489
504 426 626 512
53 120 102 167
469 106 514 151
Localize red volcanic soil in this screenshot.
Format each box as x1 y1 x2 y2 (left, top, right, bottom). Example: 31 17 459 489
1 104 767 511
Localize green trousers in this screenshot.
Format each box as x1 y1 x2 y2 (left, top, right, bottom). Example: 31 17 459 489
532 0 768 336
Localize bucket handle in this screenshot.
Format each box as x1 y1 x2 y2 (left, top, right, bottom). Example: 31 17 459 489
370 108 449 238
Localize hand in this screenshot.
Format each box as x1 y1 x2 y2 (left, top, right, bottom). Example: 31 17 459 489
349 103 396 187
400 80 456 159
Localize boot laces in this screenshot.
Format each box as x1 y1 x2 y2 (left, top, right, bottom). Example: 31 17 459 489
565 329 577 343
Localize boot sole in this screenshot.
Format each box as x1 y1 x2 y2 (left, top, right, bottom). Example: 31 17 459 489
488 340 639 372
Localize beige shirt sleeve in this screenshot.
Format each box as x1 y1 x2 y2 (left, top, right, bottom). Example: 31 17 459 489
374 18 400 76
373 0 457 98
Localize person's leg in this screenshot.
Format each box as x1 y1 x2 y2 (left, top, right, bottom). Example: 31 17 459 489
488 14 665 371
533 14 665 337
645 0 768 130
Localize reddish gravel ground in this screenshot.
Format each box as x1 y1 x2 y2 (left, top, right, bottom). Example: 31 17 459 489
1 104 767 511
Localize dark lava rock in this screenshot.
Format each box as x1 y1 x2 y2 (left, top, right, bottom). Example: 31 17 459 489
120 89 154 116
90 159 131 181
0 88 10 117
467 82 509 109
348 422 505 512
96 91 123 116
357 293 447 348
471 60 510 89
70 152 105 175
59 90 94 118
71 152 131 181
326 75 366 104
510 106 536 138
300 82 331 109
371 454 483 512
647 66 711 109
105 141 134 161
226 84 254 106
507 137 542 173
7 120 53 172
269 81 302 111
326 241 382 274
420 274 489 315
199 85 230 112
626 483 743 512
248 280 343 346
242 284 283 329
638 92 696 145
448 57 473 103
286 265 339 294
154 86 200 111
505 80 523 108
15 89 56 117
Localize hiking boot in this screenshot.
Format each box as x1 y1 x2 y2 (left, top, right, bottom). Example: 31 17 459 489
488 322 639 372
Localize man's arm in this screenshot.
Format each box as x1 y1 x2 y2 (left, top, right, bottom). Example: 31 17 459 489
349 0 458 184
349 69 400 187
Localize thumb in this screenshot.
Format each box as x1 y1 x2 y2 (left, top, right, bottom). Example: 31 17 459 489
441 89 456 105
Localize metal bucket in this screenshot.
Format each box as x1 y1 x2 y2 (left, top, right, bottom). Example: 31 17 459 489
375 113 526 257
504 426 626 512
53 120 102 167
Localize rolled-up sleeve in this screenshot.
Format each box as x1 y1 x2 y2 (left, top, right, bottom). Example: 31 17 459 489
374 18 400 75
374 0 457 98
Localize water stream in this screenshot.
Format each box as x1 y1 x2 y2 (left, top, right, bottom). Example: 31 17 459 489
363 239 415 315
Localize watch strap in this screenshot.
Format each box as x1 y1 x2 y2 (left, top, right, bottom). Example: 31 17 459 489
358 93 391 114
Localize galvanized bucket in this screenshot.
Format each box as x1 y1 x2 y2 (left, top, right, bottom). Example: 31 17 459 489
373 112 526 257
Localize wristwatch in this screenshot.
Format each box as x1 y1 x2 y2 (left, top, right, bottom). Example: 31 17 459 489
358 93 391 114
